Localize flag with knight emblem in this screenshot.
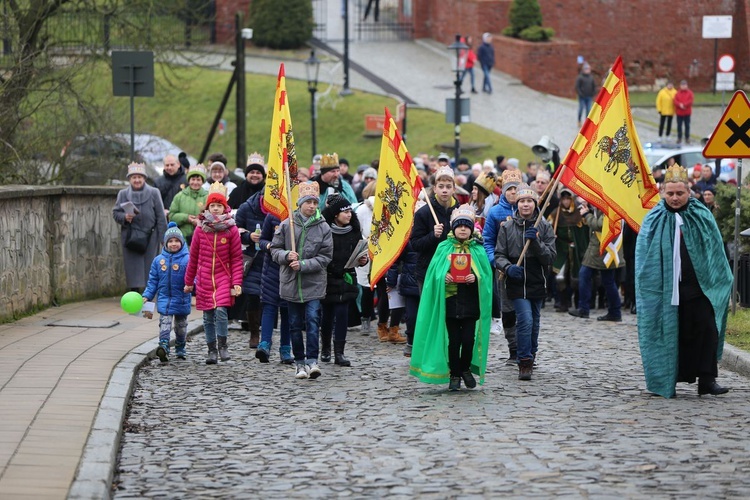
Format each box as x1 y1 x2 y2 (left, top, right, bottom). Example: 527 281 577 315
369 107 424 287
263 64 299 220
560 56 660 255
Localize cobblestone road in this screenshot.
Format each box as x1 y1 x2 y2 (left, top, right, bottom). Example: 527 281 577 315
115 312 750 498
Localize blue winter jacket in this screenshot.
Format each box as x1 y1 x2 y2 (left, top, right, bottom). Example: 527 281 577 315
482 194 516 265
386 242 420 297
143 244 192 316
236 191 266 296
259 214 286 308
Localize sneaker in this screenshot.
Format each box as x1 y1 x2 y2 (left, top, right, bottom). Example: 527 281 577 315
449 376 461 391
490 318 503 335
568 308 590 319
403 343 412 357
461 371 477 389
156 344 169 363
295 364 309 379
307 362 322 379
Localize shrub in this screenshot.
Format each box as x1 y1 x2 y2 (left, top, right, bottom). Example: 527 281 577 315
249 0 313 49
504 0 553 42
519 26 555 42
715 182 750 255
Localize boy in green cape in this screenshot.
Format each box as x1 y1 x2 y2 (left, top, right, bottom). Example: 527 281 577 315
409 204 493 390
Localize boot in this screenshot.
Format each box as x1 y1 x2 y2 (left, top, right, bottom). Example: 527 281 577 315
255 340 271 363
175 338 187 360
361 317 371 335
218 336 231 362
320 330 332 362
698 377 729 396
247 310 260 348
377 323 390 342
156 341 170 363
279 345 294 365
206 341 218 365
518 358 533 381
388 325 407 344
334 340 351 366
505 348 517 366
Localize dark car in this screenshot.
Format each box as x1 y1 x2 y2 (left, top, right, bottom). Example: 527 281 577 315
59 135 157 186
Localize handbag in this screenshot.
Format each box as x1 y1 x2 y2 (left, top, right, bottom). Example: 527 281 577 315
125 225 152 254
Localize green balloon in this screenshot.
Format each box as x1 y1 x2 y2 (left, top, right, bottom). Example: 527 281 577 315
121 291 143 314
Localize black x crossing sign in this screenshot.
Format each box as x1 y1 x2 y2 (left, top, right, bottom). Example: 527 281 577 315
703 90 750 158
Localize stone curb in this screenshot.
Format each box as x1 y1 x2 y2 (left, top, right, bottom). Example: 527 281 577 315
68 319 203 500
721 343 750 379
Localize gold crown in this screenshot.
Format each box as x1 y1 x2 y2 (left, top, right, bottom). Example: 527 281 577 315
208 181 228 197
320 153 339 168
247 152 265 167
450 204 476 225
127 162 148 178
663 164 688 183
435 166 455 181
297 181 320 199
474 172 497 195
516 183 538 202
501 169 523 186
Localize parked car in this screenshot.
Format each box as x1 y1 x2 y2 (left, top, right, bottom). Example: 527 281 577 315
642 142 744 183
58 134 196 186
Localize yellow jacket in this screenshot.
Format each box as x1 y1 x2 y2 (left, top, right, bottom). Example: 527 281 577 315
655 86 677 115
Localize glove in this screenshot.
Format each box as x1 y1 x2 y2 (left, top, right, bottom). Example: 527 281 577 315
506 265 524 281
344 273 353 285
524 227 538 240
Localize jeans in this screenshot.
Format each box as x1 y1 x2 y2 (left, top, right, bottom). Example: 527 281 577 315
481 64 492 93
260 302 291 349
578 96 593 122
203 307 228 343
321 301 349 343
288 300 321 363
676 115 691 142
159 314 187 345
512 298 542 361
578 265 621 317
461 67 476 91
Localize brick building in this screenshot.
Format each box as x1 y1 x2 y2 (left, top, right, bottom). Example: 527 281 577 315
216 0 749 97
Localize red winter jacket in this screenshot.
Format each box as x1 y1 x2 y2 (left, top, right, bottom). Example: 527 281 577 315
185 225 243 311
673 89 694 117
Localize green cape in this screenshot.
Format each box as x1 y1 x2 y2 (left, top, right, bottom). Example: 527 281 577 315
635 197 732 398
409 233 493 385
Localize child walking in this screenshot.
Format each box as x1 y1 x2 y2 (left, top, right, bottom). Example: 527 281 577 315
410 205 493 391
271 181 333 380
142 222 192 362
184 182 243 365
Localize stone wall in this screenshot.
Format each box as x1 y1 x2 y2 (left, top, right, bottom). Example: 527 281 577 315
0 186 126 322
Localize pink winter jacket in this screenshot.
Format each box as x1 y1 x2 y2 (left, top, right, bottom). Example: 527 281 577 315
185 225 243 311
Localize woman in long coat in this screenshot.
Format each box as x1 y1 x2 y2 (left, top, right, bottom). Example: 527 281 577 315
113 163 168 291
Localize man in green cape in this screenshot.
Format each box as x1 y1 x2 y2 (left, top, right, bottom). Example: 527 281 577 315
635 164 732 398
409 205 493 388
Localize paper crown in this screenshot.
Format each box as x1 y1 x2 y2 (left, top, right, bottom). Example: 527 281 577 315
663 164 688 183
187 163 207 181
297 181 320 200
435 166 455 181
247 152 265 167
474 172 497 195
208 181 228 197
450 204 476 227
127 162 148 178
320 153 339 168
501 169 523 187
516 183 539 202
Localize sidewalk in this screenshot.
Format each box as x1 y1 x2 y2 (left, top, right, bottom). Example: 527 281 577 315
0 298 202 499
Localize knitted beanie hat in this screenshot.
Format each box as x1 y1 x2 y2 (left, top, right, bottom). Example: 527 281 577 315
163 221 186 247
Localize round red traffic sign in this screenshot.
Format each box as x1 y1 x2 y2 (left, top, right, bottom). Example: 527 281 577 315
718 54 735 72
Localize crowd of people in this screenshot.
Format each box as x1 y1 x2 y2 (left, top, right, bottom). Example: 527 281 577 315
111 148 733 397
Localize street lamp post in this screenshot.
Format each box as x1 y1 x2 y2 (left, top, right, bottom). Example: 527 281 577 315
305 50 321 158
448 34 468 161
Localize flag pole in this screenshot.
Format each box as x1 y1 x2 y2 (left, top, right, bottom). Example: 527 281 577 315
421 188 440 225
516 164 568 265
285 165 297 253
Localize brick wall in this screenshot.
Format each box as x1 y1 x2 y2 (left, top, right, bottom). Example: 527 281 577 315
215 0 252 44
0 186 126 322
411 0 749 97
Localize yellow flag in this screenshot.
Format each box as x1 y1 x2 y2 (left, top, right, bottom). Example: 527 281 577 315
560 56 660 253
369 108 424 287
263 64 299 220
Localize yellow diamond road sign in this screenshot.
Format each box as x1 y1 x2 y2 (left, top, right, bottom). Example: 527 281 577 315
703 90 750 158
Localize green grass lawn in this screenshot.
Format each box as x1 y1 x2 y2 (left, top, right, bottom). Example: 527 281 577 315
77 62 530 169
726 306 750 352
628 91 730 108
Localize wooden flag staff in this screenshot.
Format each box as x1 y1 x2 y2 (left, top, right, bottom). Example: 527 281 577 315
285 165 297 253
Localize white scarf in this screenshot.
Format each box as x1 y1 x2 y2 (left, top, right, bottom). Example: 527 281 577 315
671 213 683 306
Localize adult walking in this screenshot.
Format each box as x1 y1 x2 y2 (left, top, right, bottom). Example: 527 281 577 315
155 154 187 215
228 152 266 210
477 33 495 94
674 80 694 144
636 165 732 398
655 81 677 140
168 164 208 245
575 63 597 127
113 162 168 292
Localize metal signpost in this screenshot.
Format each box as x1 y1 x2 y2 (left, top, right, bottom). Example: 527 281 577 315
701 15 733 95
112 51 155 161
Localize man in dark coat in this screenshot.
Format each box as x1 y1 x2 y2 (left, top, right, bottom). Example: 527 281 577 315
228 152 266 209
477 33 495 94
155 154 187 215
